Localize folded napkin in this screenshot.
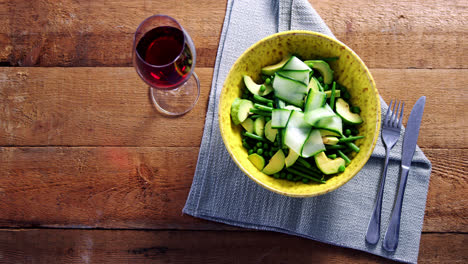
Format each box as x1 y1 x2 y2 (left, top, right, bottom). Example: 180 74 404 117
183 0 432 263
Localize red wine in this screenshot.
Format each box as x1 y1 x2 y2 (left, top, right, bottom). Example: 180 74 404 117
135 26 193 89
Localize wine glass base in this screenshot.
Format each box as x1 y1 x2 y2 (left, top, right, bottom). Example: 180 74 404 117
150 72 200 116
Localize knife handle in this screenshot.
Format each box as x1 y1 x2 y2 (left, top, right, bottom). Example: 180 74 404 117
383 166 410 251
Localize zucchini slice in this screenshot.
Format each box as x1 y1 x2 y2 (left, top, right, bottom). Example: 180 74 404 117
231 98 254 125
301 129 326 158
282 56 312 71
271 109 292 128
283 111 311 156
248 154 265 170
272 73 308 107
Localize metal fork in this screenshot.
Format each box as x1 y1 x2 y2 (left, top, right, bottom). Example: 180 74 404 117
365 100 404 245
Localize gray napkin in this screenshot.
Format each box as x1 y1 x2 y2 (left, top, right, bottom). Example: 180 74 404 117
183 0 432 263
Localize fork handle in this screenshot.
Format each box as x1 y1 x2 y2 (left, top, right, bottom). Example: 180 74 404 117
365 151 391 244
383 166 410 251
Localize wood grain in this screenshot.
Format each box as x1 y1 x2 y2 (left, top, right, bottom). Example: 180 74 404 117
313 0 468 69
1 0 466 68
1 68 466 148
0 147 465 232
0 229 465 263
0 0 226 68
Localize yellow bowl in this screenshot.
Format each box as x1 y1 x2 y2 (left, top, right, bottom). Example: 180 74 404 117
219 31 381 197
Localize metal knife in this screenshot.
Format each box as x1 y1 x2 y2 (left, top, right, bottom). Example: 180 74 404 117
383 96 426 252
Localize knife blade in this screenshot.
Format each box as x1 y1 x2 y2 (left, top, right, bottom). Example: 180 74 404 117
401 96 426 168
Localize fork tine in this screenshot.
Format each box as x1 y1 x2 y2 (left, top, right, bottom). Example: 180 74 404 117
392 101 401 127
390 100 398 126
384 100 393 126
397 102 405 128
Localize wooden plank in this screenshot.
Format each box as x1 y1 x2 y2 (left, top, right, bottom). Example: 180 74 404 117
1 0 466 69
0 67 213 147
0 0 226 68
313 0 468 69
1 68 466 148
0 229 465 264
0 147 466 232
372 69 468 149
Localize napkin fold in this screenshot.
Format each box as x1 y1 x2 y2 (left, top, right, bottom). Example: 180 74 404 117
183 0 432 263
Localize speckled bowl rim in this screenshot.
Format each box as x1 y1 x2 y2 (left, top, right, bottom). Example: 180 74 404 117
218 30 381 197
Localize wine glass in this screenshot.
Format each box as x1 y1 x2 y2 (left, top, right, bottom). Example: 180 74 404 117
133 15 200 116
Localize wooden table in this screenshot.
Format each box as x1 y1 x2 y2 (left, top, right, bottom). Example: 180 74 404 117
1 0 466 263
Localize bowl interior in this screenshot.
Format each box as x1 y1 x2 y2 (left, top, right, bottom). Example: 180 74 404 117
219 31 381 197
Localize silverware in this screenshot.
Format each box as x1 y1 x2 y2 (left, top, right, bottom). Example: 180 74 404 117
366 100 404 245
383 96 426 251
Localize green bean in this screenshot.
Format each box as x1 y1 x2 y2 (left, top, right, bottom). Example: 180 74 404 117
337 150 351 165
346 142 360 153
243 132 265 141
327 154 337 159
286 168 326 184
254 103 273 112
293 176 302 182
296 157 312 168
330 81 337 110
339 135 365 143
326 144 346 150
250 108 272 116
290 164 322 178
253 94 274 104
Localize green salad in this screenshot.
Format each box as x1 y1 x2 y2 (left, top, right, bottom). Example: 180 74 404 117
230 55 364 184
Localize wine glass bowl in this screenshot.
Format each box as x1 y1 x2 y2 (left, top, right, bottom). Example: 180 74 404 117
133 15 200 116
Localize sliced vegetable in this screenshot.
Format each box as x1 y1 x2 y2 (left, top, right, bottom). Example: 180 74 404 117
314 116 343 136
314 151 346 175
277 69 310 85
304 60 334 84
264 120 278 142
272 73 308 107
322 136 339 145
283 111 311 156
335 98 363 124
304 106 336 126
248 154 265 170
301 129 326 158
243 75 273 96
285 148 300 167
241 118 254 133
230 98 254 125
254 116 265 137
261 56 291 75
271 109 292 128
262 149 285 175
282 56 311 71
304 84 326 113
